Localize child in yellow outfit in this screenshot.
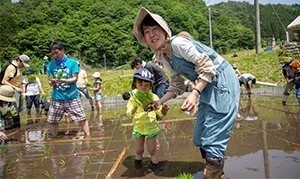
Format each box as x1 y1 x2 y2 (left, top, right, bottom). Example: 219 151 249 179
126 68 168 172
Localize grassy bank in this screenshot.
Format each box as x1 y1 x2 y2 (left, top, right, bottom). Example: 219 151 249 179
39 48 291 98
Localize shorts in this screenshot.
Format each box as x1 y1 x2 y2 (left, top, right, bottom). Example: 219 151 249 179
132 130 159 139
296 88 300 99
26 94 40 109
94 93 102 101
78 87 91 99
47 98 86 124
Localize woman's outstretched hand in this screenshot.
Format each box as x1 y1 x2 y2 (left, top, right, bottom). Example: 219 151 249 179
181 93 198 112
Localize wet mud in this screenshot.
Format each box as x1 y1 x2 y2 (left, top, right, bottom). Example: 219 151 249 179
0 94 300 178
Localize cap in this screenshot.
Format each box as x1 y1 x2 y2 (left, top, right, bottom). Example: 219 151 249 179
133 7 172 47
25 68 34 75
0 85 16 102
19 54 30 67
133 68 153 82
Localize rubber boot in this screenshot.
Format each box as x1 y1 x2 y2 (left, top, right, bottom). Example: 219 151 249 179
27 109 34 125
203 157 225 179
27 109 31 117
35 108 41 123
134 159 142 169
35 108 40 116
12 115 21 129
150 161 160 173
134 159 144 177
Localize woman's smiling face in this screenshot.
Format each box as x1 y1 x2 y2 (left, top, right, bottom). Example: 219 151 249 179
143 25 167 51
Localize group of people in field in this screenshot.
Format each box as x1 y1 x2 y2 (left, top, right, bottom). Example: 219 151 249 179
0 41 104 141
6 6 294 179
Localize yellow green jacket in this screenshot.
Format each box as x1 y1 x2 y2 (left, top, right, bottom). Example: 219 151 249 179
126 91 163 135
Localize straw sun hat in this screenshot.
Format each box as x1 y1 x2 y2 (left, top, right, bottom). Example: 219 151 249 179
0 85 16 102
133 7 172 47
92 72 101 78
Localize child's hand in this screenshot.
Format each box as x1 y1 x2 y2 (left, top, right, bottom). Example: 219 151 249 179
144 102 156 112
131 107 138 115
162 105 169 116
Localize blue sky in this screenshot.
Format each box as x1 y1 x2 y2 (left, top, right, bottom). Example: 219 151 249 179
206 0 300 6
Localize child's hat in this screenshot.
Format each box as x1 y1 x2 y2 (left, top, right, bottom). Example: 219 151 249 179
92 72 101 78
0 85 16 102
25 68 34 75
133 68 153 82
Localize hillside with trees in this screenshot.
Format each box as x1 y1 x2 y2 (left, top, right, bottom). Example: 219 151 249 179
0 0 299 72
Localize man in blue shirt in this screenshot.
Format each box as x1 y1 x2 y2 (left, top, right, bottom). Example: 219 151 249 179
47 41 90 137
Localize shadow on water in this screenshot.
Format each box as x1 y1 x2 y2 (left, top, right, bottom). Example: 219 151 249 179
120 155 204 178
0 87 299 178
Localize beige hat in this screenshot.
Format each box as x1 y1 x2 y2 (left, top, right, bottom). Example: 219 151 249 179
19 54 30 67
133 7 172 47
0 85 16 102
92 72 101 78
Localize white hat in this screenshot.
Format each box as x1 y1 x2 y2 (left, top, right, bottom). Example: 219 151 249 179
19 54 30 67
133 7 172 47
92 72 101 78
43 56 48 60
0 85 16 102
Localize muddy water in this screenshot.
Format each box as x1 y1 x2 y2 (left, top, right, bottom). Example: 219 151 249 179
0 94 300 178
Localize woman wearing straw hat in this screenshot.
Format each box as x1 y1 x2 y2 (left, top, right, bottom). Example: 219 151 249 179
0 54 31 129
0 85 17 140
133 7 240 178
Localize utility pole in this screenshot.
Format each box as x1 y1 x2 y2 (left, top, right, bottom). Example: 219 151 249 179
208 7 213 49
103 53 106 71
255 0 262 54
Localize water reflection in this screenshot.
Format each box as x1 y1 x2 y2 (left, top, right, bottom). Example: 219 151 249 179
0 95 299 178
227 97 300 178
237 98 258 121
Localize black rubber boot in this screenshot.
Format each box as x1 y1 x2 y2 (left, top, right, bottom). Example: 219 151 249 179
203 157 225 179
150 161 160 173
134 159 142 169
12 115 20 129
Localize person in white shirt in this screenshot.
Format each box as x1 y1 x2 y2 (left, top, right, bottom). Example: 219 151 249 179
76 62 95 111
238 73 256 97
22 68 45 122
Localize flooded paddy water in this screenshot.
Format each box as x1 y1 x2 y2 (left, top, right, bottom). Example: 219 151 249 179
0 86 300 178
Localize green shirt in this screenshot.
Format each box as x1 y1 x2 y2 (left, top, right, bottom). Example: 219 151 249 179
126 91 162 135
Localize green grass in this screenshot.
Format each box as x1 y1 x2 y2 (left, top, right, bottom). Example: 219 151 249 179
175 173 193 179
39 48 299 98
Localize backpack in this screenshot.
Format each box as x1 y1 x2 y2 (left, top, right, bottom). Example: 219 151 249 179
40 98 50 111
0 63 18 84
